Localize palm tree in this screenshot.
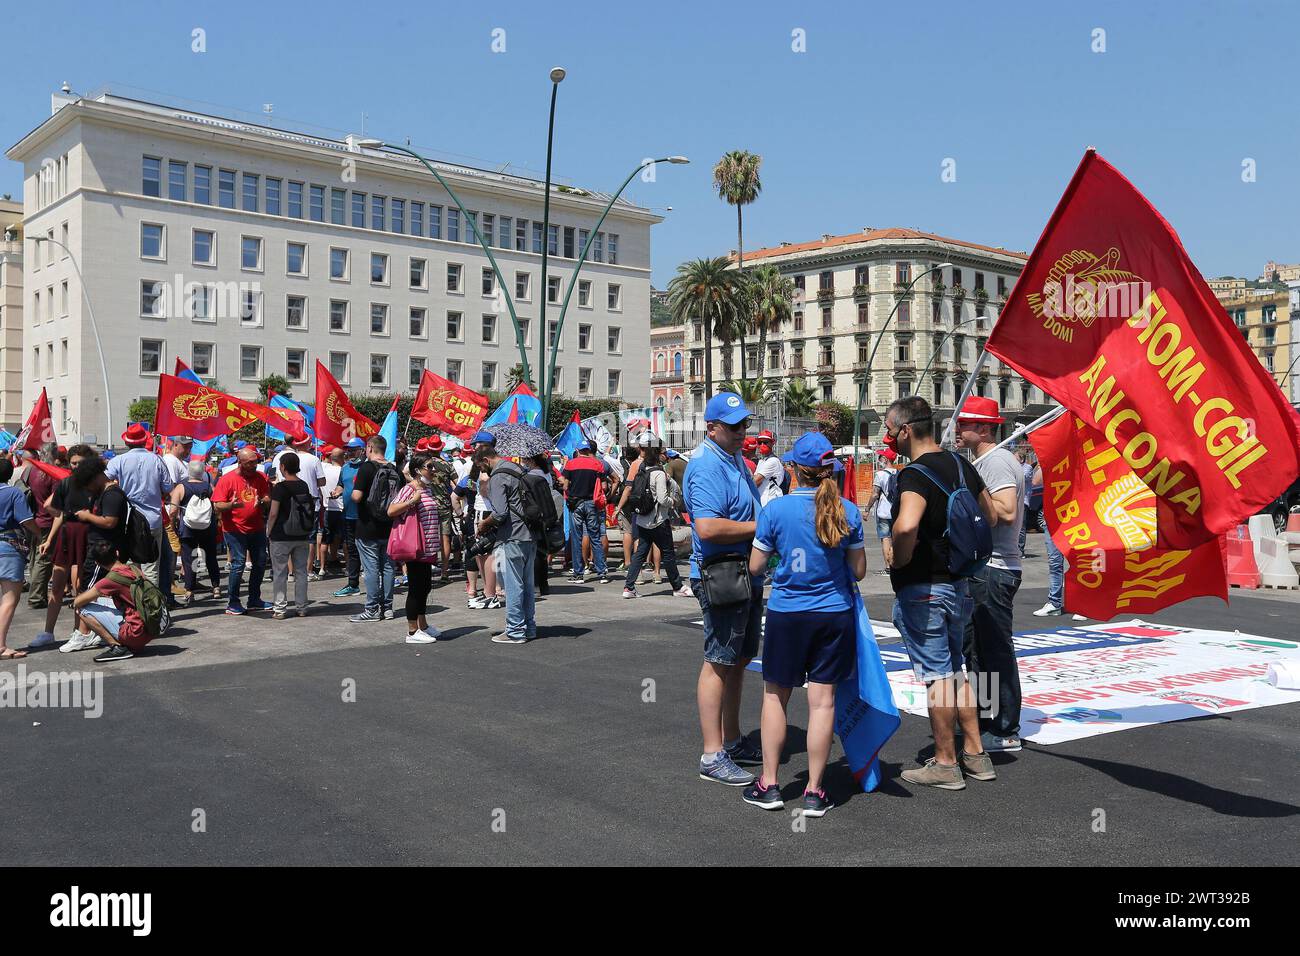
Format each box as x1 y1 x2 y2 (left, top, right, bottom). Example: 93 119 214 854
505 362 533 390
713 150 763 379
747 265 794 380
721 377 774 406
782 378 817 418
668 256 745 396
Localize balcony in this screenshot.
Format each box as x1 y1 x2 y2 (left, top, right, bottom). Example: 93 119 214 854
893 359 916 372
852 283 870 300
893 282 913 298
816 288 835 304
651 370 683 384
816 363 836 377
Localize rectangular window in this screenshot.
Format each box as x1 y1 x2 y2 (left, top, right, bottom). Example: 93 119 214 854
140 338 164 373
445 359 462 384
466 211 478 243
190 284 211 321
482 267 495 295
329 351 349 383
499 216 512 248
330 247 349 280
168 160 187 201
447 208 460 243
218 169 237 209
548 320 560 348
370 354 388 388
820 270 834 291
242 173 260 212
140 223 164 259
532 222 544 254
309 185 325 222
593 232 604 262
517 318 530 345
578 280 591 307
410 257 427 289
240 345 262 381
447 263 463 293
371 253 389 284
329 300 349 332
578 324 592 350
288 181 304 218
370 303 389 335
608 234 619 265
607 370 621 395
482 214 495 247
411 201 424 236
608 327 621 353
855 265 870 286
142 156 162 197
286 348 306 382
563 226 575 259
371 195 385 230
286 242 307 276
409 307 427 339
515 218 527 251
241 236 263 271
141 280 163 317
516 272 530 300
194 165 212 204
821 307 832 330
240 291 262 326
578 368 592 395
951 268 962 287
547 224 559 256
286 295 306 329
481 362 496 392
352 192 366 228
896 262 911 285
579 228 590 255
409 356 426 389
446 311 463 341
608 284 621 310
429 205 442 240
191 342 214 377
548 276 561 304
265 177 282 216
391 198 405 234
482 314 497 343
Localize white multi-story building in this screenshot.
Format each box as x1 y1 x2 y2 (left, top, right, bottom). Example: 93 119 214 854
686 227 1049 424
7 89 660 444
0 196 23 430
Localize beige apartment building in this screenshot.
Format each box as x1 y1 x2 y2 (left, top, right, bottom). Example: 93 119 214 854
0 197 22 431
1221 290 1294 402
6 89 660 445
686 227 1047 429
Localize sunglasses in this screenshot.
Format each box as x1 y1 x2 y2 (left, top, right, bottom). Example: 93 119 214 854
886 417 931 438
722 419 752 433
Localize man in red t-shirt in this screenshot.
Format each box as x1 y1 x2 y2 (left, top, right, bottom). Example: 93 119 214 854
211 447 271 615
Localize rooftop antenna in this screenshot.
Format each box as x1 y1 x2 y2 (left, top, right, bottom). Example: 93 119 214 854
263 103 274 116
61 81 72 94
361 113 368 135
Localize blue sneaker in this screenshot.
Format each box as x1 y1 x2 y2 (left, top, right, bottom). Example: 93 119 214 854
725 736 763 767
224 604 246 616
333 585 360 597
698 752 755 787
247 600 272 612
801 787 834 818
742 779 784 810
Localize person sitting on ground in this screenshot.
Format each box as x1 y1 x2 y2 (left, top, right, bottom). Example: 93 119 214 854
72 538 152 664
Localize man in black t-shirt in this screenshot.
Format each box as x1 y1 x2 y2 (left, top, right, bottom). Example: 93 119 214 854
349 435 395 622
884 396 997 791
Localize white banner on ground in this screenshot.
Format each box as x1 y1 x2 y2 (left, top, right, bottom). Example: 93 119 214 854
884 620 1300 745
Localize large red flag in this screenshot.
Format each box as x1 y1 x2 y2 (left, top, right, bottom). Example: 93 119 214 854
1029 412 1227 621
154 375 303 440
410 369 489 440
313 361 379 446
17 388 56 451
987 150 1300 549
26 457 71 482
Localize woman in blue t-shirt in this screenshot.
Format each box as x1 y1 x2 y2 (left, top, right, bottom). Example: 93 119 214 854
744 431 867 817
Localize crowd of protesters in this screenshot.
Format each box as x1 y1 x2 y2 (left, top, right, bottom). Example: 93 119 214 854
1 390 1067 816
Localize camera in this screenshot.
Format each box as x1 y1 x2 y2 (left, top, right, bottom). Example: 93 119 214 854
467 533 497 559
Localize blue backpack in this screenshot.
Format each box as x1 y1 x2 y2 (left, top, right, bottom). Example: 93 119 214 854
906 452 992 577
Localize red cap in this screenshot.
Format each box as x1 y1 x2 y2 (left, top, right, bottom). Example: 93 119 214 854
757 430 775 442
742 436 758 451
880 447 897 461
427 435 445 452
415 437 430 452
122 424 149 447
957 395 1004 424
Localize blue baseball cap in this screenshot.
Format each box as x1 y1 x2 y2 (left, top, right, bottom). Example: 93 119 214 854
784 431 836 468
472 429 496 445
102 449 116 460
234 440 248 449
665 448 679 459
703 391 751 426
347 437 365 448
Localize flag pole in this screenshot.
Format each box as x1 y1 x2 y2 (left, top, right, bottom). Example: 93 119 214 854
976 405 1067 463
941 349 991 447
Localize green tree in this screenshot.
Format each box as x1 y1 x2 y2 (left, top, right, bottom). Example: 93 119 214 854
257 374 292 404
721 377 775 406
782 378 817 418
506 362 533 390
815 399 855 445
713 150 763 379
668 256 745 396
747 265 794 380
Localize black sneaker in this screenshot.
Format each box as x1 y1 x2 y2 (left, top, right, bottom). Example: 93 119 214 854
93 644 134 664
349 608 383 623
801 788 834 818
742 779 784 810
725 736 763 767
597 574 610 585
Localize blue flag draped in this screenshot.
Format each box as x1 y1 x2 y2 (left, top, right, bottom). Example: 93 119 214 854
483 383 541 428
834 588 901 792
264 394 316 443
554 415 587 460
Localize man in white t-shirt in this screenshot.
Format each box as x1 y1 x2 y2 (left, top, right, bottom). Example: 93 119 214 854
753 431 785 507
866 447 898 571
954 396 1025 753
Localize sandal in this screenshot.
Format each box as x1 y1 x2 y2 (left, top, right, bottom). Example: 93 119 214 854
1 648 28 659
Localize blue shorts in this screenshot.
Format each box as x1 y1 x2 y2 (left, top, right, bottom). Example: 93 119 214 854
0 540 26 582
892 581 972 682
875 517 892 539
691 578 762 666
80 603 125 638
762 608 855 688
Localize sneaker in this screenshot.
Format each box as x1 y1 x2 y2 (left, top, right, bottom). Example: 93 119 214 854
483 597 503 610
211 587 224 600
381 608 396 620
801 787 835 817
674 584 694 597
742 779 784 810
725 736 763 767
981 732 1022 753
698 752 755 787
1072 613 1088 621
27 632 57 650
566 575 583 584
1032 602 1063 617
308 572 323 582
406 629 438 644
597 575 610 585
224 605 246 616
490 632 528 644
654 573 662 585
960 750 997 782
901 758 966 790
333 585 360 597
394 575 408 588
272 610 288 620
247 601 273 612
296 609 308 618
92 644 134 664
349 608 383 623
622 587 637 599
467 594 488 609
59 632 103 653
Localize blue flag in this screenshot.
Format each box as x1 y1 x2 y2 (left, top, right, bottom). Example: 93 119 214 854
483 383 541 427
378 397 399 460
554 413 587 460
834 589 901 792
264 393 315 443
0 429 16 452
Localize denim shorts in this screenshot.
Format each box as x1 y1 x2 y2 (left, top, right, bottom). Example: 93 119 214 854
691 578 762 666
762 608 855 688
80 603 125 638
0 540 26 582
875 517 892 540
892 580 972 682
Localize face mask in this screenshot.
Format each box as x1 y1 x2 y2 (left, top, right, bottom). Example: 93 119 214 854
882 432 898 452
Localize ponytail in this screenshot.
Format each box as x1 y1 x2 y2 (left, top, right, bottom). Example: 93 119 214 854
797 464 850 549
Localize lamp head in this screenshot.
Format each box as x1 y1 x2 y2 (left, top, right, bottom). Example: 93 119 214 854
937 262 953 271
667 156 690 164
356 138 383 149
549 67 567 83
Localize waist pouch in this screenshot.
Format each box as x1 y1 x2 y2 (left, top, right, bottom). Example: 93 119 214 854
700 551 752 607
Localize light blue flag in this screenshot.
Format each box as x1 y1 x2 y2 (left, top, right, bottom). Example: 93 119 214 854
0 429 16 451
264 393 316 443
379 399 399 460
554 414 587 460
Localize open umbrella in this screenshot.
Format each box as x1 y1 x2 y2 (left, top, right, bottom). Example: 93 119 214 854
487 422 554 459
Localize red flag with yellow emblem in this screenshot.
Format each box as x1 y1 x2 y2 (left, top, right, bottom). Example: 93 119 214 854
313 361 379 447
987 149 1300 550
410 369 489 440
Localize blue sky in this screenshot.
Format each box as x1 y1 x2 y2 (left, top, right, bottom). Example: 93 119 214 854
3 0 1295 287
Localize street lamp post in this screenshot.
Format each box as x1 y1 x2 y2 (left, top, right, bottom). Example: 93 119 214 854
357 138 534 387
852 262 951 462
537 67 566 406
541 156 689 427
914 315 986 396
1278 349 1300 402
31 236 112 445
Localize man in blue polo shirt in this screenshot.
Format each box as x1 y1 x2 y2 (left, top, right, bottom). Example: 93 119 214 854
683 391 763 787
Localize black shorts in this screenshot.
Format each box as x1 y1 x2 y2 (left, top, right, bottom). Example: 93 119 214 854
761 608 856 688
323 510 344 543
